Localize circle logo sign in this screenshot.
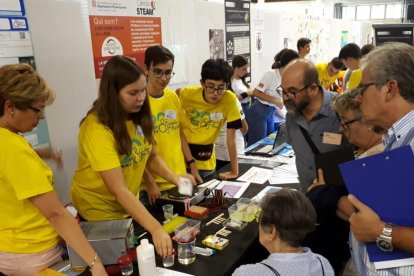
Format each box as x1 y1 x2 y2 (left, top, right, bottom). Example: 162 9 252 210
101 36 123 57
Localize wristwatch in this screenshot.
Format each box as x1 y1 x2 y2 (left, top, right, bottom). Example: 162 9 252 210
376 223 394 252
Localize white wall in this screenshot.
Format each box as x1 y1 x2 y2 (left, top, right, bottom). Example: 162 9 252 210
25 0 369 203
26 0 96 203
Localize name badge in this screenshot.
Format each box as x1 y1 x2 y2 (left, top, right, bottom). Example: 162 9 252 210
210 112 223 120
136 125 144 137
322 132 342 145
165 110 176 120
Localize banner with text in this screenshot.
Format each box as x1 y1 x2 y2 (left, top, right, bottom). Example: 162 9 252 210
88 0 162 78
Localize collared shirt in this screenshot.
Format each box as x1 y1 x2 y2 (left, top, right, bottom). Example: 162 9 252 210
351 109 414 276
286 87 345 191
383 109 414 151
232 247 334 276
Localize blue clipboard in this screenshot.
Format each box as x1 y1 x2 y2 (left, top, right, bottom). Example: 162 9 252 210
339 145 414 263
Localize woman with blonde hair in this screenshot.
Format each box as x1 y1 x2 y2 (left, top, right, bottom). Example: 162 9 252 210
0 64 106 275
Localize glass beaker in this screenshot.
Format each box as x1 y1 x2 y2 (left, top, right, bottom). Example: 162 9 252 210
177 239 196 265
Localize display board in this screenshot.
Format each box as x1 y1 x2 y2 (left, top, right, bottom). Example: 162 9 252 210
0 0 51 148
225 0 251 82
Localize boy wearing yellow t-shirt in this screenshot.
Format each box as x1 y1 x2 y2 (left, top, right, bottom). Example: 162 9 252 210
179 59 242 180
315 57 343 90
339 43 362 91
141 46 202 205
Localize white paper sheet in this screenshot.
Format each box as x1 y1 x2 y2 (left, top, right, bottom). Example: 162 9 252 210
252 186 283 202
156 267 194 276
268 163 299 185
237 167 273 184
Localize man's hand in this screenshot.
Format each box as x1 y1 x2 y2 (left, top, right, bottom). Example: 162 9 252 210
348 194 384 242
307 168 326 192
219 171 238 180
190 166 203 184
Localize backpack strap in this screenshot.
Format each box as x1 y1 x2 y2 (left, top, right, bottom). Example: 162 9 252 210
259 263 281 276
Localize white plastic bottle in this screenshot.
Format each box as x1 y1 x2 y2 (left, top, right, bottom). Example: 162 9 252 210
136 239 157 276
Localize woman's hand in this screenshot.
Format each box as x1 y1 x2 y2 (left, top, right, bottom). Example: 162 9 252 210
90 260 108 276
146 183 161 205
151 227 173 257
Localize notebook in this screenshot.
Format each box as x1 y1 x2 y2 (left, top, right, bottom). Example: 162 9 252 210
245 122 288 156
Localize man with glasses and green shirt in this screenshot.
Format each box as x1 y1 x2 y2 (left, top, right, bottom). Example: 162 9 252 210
141 45 202 205
179 59 242 180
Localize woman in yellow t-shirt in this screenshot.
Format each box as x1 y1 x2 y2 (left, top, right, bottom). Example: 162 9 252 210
0 64 106 276
71 56 192 257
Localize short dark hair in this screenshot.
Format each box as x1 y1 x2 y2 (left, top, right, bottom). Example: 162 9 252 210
339 43 362 60
272 49 299 69
330 57 344 70
260 189 316 247
201 59 233 84
144 45 174 68
361 44 375 57
297 38 311 51
232 55 248 68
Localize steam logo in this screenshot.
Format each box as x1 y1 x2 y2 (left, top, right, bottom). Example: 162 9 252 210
101 36 123 57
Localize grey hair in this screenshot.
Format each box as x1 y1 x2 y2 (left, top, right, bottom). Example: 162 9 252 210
360 42 414 103
331 88 362 117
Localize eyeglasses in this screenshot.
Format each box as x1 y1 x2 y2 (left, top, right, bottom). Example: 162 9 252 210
340 118 359 131
152 68 175 79
28 106 45 115
278 84 312 98
356 82 376 97
204 84 227 96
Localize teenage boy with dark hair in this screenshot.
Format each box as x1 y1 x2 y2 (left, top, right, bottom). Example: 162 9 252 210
315 57 344 90
179 59 242 180
339 43 362 91
297 38 311 59
142 45 202 205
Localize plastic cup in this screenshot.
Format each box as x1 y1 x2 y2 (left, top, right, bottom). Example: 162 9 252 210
162 254 175 268
177 239 196 265
162 204 174 220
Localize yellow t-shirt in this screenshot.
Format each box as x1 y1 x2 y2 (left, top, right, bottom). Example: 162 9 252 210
70 113 152 221
0 128 59 253
147 89 186 191
179 86 241 170
347 69 362 91
315 63 340 89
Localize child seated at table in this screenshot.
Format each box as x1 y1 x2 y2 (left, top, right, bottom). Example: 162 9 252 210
233 189 334 276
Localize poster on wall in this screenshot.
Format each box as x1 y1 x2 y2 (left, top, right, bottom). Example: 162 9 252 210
209 29 224 59
88 0 162 79
341 30 349 47
0 1 51 148
224 0 251 82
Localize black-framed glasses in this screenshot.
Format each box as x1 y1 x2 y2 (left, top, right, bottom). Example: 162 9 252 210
340 118 359 130
28 106 45 115
278 83 312 98
204 84 227 96
356 82 376 97
152 68 175 79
